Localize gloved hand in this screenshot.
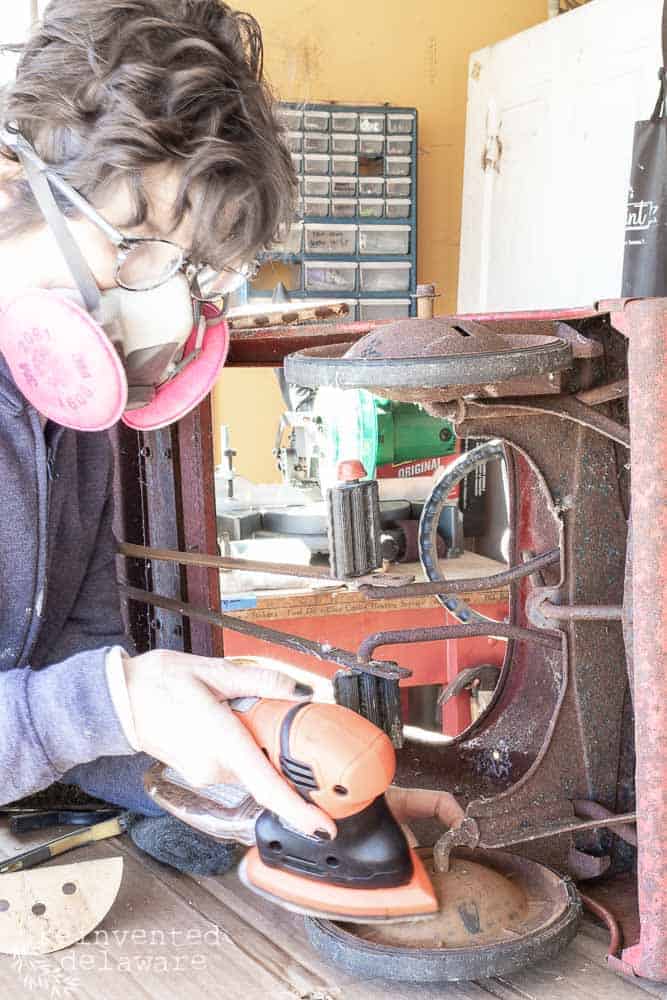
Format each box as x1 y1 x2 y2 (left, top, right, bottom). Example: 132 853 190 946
120 651 337 841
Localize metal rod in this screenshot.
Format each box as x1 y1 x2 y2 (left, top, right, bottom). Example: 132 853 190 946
580 893 623 960
573 799 637 847
461 396 630 448
495 812 637 847
120 584 411 681
120 542 334 581
357 621 562 662
359 548 560 600
553 396 631 447
576 379 629 406
540 602 624 621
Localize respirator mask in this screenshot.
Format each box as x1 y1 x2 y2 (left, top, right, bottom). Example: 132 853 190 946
0 130 254 431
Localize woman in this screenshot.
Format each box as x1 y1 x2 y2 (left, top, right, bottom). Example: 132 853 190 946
0 0 461 876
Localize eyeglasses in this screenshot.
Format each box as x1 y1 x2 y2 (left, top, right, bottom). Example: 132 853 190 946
7 131 258 301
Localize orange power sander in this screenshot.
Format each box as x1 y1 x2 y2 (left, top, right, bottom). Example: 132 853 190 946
146 697 439 923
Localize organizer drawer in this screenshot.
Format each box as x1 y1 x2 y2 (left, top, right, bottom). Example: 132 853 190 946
286 131 303 153
359 261 411 293
359 224 411 255
359 136 385 157
386 178 411 198
304 197 330 218
304 154 330 175
385 198 411 219
387 136 413 156
331 177 358 197
331 111 359 133
387 113 413 135
304 176 331 197
331 198 357 219
303 132 330 154
279 108 303 130
331 155 358 176
359 198 384 219
359 298 411 320
359 177 384 197
304 110 330 132
386 156 412 177
359 112 385 134
331 133 358 154
305 224 357 255
305 261 357 293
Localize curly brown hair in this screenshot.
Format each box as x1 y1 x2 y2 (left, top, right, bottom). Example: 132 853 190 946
0 0 296 268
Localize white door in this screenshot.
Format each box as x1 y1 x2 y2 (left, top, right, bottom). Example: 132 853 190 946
458 0 664 312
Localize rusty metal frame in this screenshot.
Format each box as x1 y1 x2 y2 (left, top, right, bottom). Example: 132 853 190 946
114 297 666 981
113 397 222 658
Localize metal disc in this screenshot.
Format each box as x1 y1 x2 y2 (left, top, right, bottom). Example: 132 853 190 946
304 848 581 983
284 318 573 402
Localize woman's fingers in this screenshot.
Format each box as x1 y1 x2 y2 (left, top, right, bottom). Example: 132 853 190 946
193 659 311 702
215 703 337 840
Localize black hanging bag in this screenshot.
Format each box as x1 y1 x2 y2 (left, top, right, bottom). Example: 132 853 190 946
622 1 667 296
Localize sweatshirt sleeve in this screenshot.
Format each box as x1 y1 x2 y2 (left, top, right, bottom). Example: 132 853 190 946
41 452 136 665
0 441 136 806
0 645 134 805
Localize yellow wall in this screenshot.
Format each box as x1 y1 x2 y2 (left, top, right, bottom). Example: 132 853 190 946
213 0 546 480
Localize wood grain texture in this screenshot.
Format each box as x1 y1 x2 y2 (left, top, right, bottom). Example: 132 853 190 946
0 820 657 998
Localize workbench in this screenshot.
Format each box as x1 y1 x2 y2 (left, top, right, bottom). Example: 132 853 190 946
0 819 659 1000
222 551 509 734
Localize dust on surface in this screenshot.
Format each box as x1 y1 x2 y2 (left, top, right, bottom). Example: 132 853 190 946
343 856 528 950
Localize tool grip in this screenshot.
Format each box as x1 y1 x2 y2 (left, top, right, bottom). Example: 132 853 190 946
231 697 396 818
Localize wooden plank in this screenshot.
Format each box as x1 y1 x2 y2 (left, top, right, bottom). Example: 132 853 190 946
0 826 295 1000
227 589 509 622
226 554 509 623
3 821 652 1000
113 835 492 1000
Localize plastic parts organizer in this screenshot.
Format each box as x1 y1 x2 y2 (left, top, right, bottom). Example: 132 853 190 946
261 102 418 323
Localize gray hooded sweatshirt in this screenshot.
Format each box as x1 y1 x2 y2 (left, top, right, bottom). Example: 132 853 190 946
0 353 134 804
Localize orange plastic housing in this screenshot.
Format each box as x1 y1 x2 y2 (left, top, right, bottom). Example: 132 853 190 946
242 845 438 920
236 699 396 819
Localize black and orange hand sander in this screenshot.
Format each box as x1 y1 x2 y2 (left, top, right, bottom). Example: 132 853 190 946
146 698 438 923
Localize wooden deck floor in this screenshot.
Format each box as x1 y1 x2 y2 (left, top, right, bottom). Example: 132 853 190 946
0 820 665 1000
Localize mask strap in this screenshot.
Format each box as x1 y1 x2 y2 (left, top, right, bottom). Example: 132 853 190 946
14 139 102 316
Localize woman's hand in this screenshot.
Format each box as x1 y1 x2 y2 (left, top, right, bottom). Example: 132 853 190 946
121 651 337 840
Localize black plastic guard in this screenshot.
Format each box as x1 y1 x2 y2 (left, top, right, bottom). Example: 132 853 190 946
255 795 413 889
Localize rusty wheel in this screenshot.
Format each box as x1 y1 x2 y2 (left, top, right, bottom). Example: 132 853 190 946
284 318 573 403
305 848 581 983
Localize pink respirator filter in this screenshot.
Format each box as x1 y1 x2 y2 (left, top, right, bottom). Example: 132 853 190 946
122 303 230 431
0 293 230 432
0 289 127 431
